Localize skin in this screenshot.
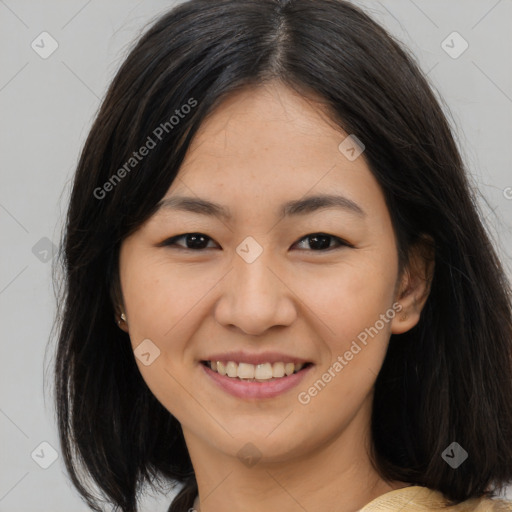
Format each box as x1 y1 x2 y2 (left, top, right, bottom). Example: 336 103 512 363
117 81 434 512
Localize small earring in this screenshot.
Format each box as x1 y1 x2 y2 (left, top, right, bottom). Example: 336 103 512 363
400 312 408 321
117 312 127 326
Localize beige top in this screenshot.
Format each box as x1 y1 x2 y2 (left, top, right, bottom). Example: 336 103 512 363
358 485 512 511
192 486 512 511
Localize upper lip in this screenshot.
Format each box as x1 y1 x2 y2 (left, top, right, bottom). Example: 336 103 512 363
202 351 311 365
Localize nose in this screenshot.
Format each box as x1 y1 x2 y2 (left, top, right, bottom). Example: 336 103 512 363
213 250 297 336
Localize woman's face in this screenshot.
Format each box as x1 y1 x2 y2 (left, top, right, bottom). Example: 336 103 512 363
118 81 417 465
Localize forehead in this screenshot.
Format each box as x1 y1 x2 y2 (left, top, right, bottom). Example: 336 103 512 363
182 82 342 168
163 82 386 222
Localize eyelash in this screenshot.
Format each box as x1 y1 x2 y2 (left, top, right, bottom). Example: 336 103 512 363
158 232 354 252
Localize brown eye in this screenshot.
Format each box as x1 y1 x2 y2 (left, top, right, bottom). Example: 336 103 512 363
159 233 218 250
293 233 352 251
158 232 353 252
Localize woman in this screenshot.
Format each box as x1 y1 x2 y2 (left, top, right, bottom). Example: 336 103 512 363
52 0 512 511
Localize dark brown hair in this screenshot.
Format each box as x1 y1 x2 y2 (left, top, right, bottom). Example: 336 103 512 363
51 0 512 510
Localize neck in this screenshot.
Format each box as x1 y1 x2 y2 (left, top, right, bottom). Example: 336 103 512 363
183 399 408 512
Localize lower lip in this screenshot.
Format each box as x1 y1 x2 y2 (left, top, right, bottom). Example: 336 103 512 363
201 363 313 399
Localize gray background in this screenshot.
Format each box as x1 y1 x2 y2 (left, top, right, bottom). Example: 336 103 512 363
1 0 511 511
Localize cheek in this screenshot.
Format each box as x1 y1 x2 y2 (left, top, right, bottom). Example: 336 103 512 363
295 251 397 405
298 297 393 425
119 258 200 418
121 254 209 339
300 255 396 344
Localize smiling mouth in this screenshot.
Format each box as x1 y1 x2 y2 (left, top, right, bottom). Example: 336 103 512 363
201 360 312 381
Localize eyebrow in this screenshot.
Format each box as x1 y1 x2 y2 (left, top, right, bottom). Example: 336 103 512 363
155 193 366 221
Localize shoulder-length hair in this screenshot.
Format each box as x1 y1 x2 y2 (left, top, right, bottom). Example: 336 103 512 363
51 0 512 510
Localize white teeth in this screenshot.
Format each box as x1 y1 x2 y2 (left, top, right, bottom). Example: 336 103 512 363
272 362 285 378
217 361 227 376
207 360 307 380
237 362 255 379
255 363 273 380
226 361 238 378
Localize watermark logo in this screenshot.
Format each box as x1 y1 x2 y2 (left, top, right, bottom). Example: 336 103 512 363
441 31 469 59
31 441 58 469
94 97 198 200
134 338 161 366
31 31 58 59
441 442 468 469
236 236 263 264
32 237 57 263
297 302 402 405
237 442 262 468
338 134 365 161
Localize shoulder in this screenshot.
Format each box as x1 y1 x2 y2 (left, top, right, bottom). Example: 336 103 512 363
461 496 512 512
358 486 512 512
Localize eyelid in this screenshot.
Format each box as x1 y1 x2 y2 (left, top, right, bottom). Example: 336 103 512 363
157 232 355 251
155 233 219 249
292 233 354 250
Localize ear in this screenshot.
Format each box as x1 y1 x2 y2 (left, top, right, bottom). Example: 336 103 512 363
116 309 130 333
391 234 435 335
110 267 129 333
